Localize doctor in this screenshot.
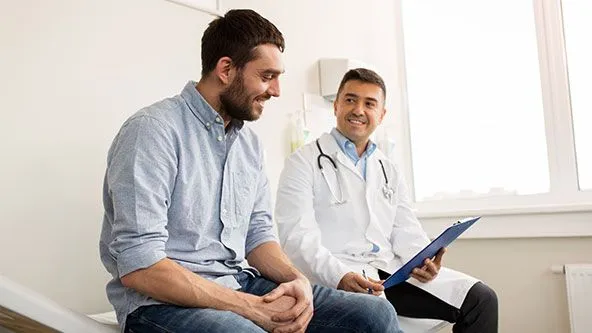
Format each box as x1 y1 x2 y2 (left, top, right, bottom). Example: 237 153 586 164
275 68 498 333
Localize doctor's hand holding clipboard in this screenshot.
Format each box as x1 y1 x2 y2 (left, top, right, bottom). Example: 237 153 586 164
335 251 445 295
409 247 446 283
382 216 481 289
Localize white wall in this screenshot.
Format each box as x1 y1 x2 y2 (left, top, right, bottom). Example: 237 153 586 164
0 0 209 314
1 1 590 333
440 237 592 333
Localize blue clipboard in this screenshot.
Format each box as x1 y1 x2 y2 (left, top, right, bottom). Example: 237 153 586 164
382 216 481 289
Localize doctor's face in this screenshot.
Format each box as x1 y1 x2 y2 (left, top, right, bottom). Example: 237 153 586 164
334 80 386 147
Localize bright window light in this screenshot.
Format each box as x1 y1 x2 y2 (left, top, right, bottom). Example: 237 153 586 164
402 0 550 201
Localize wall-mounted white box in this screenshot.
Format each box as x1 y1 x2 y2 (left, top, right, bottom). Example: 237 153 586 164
318 58 372 101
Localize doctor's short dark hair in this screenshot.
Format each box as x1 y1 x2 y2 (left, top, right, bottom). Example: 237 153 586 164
336 68 386 101
201 9 285 76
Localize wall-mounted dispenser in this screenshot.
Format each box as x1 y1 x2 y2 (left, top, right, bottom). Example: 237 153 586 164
318 58 372 101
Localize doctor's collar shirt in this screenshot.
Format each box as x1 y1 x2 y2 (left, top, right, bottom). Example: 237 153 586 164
99 81 277 329
330 127 377 180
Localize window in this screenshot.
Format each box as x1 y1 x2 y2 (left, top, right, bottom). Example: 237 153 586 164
401 1 549 202
562 0 592 191
394 0 592 215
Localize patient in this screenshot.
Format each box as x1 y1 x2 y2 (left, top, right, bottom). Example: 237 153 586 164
276 68 498 333
99 10 400 333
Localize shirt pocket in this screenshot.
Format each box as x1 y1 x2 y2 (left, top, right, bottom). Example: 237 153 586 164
232 170 256 228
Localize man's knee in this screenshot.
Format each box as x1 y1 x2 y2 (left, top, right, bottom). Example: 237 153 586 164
355 295 401 332
459 282 498 332
473 282 498 311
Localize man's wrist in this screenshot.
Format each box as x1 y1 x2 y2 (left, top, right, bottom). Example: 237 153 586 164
279 267 308 284
231 291 258 319
293 272 312 289
294 272 308 282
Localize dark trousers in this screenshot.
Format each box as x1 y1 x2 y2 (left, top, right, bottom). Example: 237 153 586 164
378 270 498 333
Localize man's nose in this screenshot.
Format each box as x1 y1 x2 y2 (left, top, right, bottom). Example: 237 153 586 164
352 101 365 114
267 79 280 97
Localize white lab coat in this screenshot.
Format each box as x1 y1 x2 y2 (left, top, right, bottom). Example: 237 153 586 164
276 133 478 308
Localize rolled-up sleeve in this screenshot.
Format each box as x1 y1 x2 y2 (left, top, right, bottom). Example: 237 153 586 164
245 155 278 255
106 115 177 277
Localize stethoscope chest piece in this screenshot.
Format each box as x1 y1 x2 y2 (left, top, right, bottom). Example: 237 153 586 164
382 185 394 201
378 159 395 202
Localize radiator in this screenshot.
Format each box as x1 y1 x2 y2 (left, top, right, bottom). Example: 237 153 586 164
562 264 592 333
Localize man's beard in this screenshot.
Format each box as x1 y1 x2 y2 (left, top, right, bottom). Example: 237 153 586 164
220 73 264 121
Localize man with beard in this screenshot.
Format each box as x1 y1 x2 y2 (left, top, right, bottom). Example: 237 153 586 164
99 9 402 333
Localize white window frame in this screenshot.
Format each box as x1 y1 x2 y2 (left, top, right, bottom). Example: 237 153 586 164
391 0 592 237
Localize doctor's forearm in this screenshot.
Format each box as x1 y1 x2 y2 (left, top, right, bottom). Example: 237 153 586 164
247 241 306 283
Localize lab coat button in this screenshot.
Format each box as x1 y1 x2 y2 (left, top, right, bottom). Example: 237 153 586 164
217 135 223 141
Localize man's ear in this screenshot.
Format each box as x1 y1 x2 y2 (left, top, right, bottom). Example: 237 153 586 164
379 107 387 124
213 57 235 85
333 98 338 116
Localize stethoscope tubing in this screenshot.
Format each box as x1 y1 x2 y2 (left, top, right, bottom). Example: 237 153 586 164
315 139 393 204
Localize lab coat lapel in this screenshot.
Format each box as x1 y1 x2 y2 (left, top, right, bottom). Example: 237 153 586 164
365 155 381 201
363 154 387 245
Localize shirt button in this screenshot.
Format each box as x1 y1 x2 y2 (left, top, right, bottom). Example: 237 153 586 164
215 117 222 123
217 135 223 141
206 122 211 129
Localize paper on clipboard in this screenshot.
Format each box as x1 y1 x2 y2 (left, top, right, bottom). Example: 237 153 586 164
382 216 481 289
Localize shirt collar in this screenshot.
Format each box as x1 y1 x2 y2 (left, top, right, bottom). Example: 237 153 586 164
330 128 377 163
180 81 245 131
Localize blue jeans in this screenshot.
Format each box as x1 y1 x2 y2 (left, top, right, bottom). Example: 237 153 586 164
125 272 402 333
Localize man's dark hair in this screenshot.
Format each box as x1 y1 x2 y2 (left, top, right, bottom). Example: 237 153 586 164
201 9 285 76
336 68 386 100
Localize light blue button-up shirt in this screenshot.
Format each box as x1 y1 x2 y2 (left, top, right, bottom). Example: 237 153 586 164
330 128 377 179
99 81 277 328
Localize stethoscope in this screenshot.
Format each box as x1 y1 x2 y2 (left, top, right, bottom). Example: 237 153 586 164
315 139 395 204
